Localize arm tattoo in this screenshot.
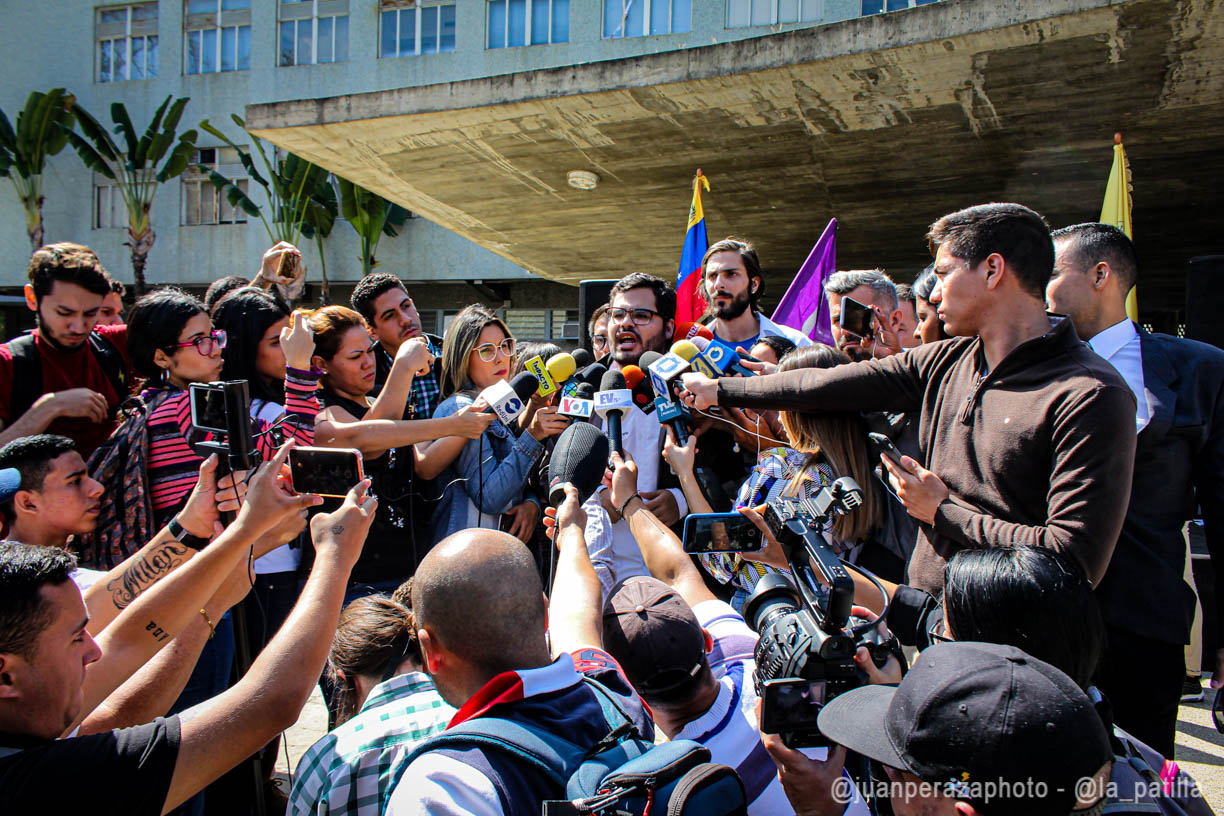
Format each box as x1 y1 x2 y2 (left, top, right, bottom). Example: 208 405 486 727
145 620 170 643
331 524 344 536
108 543 191 611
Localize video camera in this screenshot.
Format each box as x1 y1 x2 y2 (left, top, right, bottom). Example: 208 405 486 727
188 380 261 474
694 477 899 748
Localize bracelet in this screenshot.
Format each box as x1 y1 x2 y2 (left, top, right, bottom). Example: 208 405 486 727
617 493 641 517
199 609 215 640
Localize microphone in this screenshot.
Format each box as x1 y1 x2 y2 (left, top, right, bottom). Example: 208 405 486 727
547 422 610 506
571 348 594 369
621 365 656 414
691 336 758 378
523 355 557 397
478 371 538 425
542 352 577 396
563 361 608 398
674 321 714 342
559 382 594 420
645 348 690 405
672 339 722 379
595 369 632 457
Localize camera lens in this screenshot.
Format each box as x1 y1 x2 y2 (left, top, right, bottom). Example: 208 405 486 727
744 573 802 634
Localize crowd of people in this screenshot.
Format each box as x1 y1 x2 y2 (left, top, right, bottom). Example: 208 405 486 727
0 201 1220 816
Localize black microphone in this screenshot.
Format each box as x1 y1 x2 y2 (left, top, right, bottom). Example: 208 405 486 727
571 347 594 370
596 369 631 457
477 371 539 424
547 422 610 506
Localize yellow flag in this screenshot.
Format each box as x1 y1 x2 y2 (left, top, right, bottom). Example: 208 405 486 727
1100 133 1138 321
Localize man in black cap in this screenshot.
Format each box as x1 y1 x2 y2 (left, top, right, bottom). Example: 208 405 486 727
768 641 1114 816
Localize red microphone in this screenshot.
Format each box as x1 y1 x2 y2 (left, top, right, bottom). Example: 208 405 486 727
621 365 657 414
674 321 714 342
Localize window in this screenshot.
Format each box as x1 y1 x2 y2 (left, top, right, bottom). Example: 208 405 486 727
184 0 251 74
860 0 939 14
280 0 349 66
727 0 821 27
93 179 127 229
97 4 159 82
488 0 568 48
380 0 456 57
603 0 690 38
182 148 249 226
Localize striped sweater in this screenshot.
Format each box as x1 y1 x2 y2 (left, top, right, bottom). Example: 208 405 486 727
144 370 321 528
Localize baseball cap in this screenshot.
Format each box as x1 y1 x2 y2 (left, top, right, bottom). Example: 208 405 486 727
818 641 1113 816
601 576 707 697
0 468 20 504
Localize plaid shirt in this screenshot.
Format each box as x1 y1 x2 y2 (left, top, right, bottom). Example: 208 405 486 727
289 672 453 816
375 334 442 420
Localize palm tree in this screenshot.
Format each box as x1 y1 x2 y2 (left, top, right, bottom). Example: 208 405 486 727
300 177 338 303
63 95 197 295
336 177 410 276
0 88 75 252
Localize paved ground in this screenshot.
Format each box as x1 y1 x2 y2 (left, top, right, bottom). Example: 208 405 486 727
276 682 1223 810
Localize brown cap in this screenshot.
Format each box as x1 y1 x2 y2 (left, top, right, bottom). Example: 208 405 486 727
601 576 706 696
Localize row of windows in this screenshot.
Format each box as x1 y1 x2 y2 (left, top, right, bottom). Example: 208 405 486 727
97 0 934 81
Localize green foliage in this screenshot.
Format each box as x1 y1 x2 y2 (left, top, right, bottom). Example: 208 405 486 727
336 176 410 276
0 88 76 249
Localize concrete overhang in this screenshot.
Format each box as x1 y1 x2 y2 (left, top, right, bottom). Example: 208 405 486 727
248 0 1224 316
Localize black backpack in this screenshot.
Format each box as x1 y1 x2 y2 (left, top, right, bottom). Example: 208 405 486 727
7 331 128 420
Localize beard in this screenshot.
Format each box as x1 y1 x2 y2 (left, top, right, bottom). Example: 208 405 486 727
36 307 89 353
710 288 752 321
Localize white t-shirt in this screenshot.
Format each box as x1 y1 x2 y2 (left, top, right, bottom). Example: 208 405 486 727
250 399 302 575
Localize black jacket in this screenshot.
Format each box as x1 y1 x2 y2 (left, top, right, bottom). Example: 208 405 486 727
1094 327 1224 645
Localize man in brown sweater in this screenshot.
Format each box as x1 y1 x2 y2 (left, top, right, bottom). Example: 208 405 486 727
681 203 1138 594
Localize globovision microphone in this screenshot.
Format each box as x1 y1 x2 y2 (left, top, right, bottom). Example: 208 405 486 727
595 369 632 457
479 371 539 425
547 422 610 506
691 336 759 378
672 339 719 378
621 365 656 414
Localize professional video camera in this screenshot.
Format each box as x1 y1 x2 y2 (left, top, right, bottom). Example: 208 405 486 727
188 380 261 474
684 476 900 748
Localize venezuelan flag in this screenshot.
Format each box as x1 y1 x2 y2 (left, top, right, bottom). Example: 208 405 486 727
675 170 711 324
1100 133 1138 321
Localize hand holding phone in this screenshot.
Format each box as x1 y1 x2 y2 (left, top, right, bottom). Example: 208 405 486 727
867 432 904 468
289 447 365 498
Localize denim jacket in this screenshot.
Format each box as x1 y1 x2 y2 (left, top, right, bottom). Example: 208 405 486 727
430 389 544 542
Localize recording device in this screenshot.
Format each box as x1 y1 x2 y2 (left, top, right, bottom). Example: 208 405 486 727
704 478 899 748
524 355 557 398
559 383 595 419
274 249 300 284
480 372 539 425
839 296 875 340
681 512 764 553
544 352 577 396
288 447 364 497
621 365 655 414
691 336 758 378
867 432 904 467
595 369 632 457
188 380 259 472
570 347 594 370
547 422 610 506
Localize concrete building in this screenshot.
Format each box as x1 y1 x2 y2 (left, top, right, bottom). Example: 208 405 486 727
3 0 1221 339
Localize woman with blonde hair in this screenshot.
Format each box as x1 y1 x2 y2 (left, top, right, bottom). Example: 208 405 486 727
431 304 568 542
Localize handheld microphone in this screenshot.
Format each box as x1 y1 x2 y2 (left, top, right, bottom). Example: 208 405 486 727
691 336 759 378
621 365 656 414
674 321 714 342
559 382 595 419
542 352 576 397
547 422 610 506
595 369 631 457
523 355 557 397
672 339 722 379
479 371 538 425
564 361 607 397
646 349 690 404
571 348 594 369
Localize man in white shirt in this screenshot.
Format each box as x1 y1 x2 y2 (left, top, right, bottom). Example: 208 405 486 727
1049 222 1224 757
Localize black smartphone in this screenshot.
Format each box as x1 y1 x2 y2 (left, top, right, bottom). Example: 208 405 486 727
289 447 365 497
839 296 875 340
188 383 230 435
681 512 764 554
760 678 828 741
867 432 904 467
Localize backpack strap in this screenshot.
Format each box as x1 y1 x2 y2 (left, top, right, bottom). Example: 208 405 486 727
403 717 586 787
87 332 127 410
7 333 43 421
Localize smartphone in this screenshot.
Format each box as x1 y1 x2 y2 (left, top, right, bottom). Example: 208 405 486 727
867 432 904 467
681 512 764 554
839 296 875 340
760 678 828 739
276 249 300 283
188 383 230 435
289 447 365 497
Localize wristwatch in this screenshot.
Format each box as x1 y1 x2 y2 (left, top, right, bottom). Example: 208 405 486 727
168 516 210 551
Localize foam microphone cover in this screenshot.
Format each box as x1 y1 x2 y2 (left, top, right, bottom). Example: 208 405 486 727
545 352 576 385
621 365 645 390
638 351 663 370
674 321 714 342
510 371 539 400
600 368 626 393
548 422 610 506
671 340 700 361
580 362 608 389
571 348 594 369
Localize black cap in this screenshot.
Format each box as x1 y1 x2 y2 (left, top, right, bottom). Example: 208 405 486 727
817 641 1112 816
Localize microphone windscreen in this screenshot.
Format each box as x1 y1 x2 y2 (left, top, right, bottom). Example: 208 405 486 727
571 348 594 369
691 336 711 351
510 371 539 400
621 365 645 390
575 383 594 399
547 422 610 506
672 340 700 361
545 352 576 384
579 362 607 389
674 321 714 342
600 369 626 392
638 351 663 370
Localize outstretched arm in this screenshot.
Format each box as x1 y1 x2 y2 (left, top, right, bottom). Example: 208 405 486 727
543 486 601 656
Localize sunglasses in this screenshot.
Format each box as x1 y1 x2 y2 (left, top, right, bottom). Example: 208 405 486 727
168 329 227 356
473 338 515 363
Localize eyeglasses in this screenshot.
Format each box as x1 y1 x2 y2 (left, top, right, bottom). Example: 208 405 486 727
607 307 661 326
168 329 226 356
928 617 953 644
592 334 609 350
473 338 515 363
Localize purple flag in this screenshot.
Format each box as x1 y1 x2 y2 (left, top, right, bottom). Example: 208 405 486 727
771 218 837 344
